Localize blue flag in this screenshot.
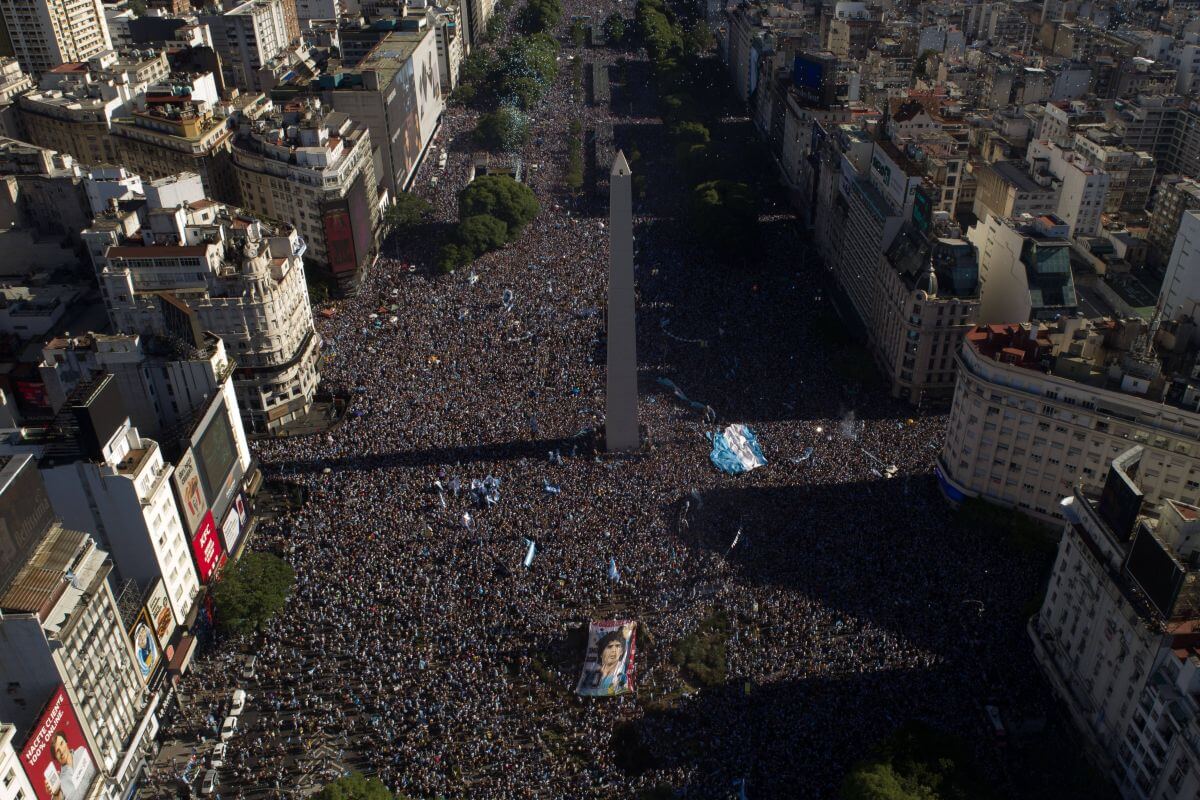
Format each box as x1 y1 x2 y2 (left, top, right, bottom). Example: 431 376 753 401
608 557 620 582
522 538 536 568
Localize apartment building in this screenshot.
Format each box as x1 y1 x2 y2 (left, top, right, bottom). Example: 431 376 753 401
939 319 1200 523
0 58 33 140
1027 139 1111 238
972 160 1058 222
0 723 36 800
96 177 321 433
1072 130 1155 216
1160 212 1200 324
0 0 111 77
1147 176 1200 264
203 0 292 92
0 456 153 799
320 26 442 201
232 98 380 290
1031 448 1200 799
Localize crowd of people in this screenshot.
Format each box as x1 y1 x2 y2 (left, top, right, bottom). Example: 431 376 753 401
163 3 1056 798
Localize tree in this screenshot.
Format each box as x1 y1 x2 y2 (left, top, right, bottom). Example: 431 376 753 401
314 773 395 800
437 244 468 273
682 21 714 56
473 107 530 152
603 12 627 45
459 175 539 240
127 0 148 15
456 214 510 256
212 552 295 637
384 192 432 232
914 49 938 81
519 0 562 33
840 723 994 800
453 49 498 106
688 180 760 261
569 18 586 46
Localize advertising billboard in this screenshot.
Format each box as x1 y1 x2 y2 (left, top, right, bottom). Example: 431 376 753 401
19 687 97 800
145 579 177 648
194 403 237 503
129 608 160 684
0 457 57 590
912 183 934 234
172 447 208 535
322 207 357 274
190 510 225 583
793 54 836 108
220 506 240 555
576 620 637 697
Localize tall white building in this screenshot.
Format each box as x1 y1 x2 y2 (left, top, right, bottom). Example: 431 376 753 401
0 376 201 628
0 0 111 77
1027 138 1111 238
202 0 291 91
96 180 321 434
0 724 36 800
0 456 153 799
1031 447 1200 799
967 212 1078 325
939 318 1200 524
1160 211 1200 324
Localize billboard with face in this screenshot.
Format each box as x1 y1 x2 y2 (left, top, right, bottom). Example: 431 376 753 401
19 687 97 800
576 620 637 697
172 448 208 535
190 510 225 583
145 579 177 648
129 608 160 683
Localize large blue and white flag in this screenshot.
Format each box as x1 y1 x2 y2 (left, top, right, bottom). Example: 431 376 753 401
708 424 768 474
608 557 620 582
522 538 536 568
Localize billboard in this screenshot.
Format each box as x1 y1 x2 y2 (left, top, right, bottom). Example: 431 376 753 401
0 457 57 590
194 403 237 503
912 183 934 234
576 620 637 697
172 448 208 535
190 510 225 583
19 686 97 800
323 207 357 274
129 608 160 684
347 172 374 275
145 579 177 648
220 506 240 555
793 54 836 108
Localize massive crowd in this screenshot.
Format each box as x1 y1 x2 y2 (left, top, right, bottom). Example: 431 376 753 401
162 3 1053 798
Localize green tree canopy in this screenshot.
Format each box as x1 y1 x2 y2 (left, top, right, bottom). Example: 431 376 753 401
212 552 295 637
603 12 627 45
383 192 432 232
840 723 994 800
519 0 562 33
688 180 760 261
456 213 510 256
314 772 395 800
459 175 539 239
473 106 530 152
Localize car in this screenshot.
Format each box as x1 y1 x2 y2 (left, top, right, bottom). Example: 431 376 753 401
200 769 218 796
219 715 238 741
230 689 246 716
240 655 257 680
210 742 226 769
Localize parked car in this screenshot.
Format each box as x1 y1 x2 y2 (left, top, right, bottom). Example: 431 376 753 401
241 656 257 680
200 769 218 795
210 742 226 769
230 689 246 716
219 715 238 741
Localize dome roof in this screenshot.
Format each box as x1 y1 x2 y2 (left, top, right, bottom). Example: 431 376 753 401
915 262 938 298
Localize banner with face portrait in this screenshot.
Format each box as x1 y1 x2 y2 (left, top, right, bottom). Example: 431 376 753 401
576 620 637 697
19 686 97 800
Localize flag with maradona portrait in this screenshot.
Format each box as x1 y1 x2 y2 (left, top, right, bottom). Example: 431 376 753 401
576 620 637 697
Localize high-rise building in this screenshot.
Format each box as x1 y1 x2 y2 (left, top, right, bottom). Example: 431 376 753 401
0 0 112 77
938 318 1200 523
1031 447 1200 799
967 212 1078 325
1026 138 1110 238
232 98 380 290
202 0 292 92
0 455 153 799
320 26 443 201
1147 176 1200 265
96 177 321 434
0 723 36 800
1160 211 1200 324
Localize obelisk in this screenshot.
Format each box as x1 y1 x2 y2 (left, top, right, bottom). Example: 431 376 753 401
606 150 639 451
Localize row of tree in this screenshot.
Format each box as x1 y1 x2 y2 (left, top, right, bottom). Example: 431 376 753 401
438 175 540 272
456 32 560 112
633 0 759 260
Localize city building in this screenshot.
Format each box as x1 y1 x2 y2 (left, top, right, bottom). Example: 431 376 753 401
458 0 495 50
0 723 36 800
1031 447 1200 799
1072 129 1156 217
1027 139 1111 238
938 317 1200 523
968 212 1078 324
0 455 154 799
320 24 443 200
0 0 112 77
1160 211 1200 324
96 176 321 433
972 160 1058 222
202 0 292 92
1147 176 1200 265
0 58 33 140
233 98 380 289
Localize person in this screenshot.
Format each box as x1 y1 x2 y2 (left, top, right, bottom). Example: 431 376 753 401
580 626 632 696
48 732 94 800
136 624 157 678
